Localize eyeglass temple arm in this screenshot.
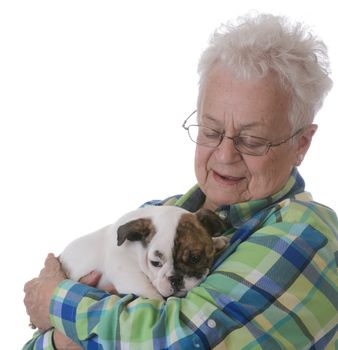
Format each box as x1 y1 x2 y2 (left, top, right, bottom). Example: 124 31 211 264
270 128 304 147
182 110 197 129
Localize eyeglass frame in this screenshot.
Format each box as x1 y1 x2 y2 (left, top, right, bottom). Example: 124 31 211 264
182 110 304 156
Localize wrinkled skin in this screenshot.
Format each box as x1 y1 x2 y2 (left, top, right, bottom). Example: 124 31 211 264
24 253 116 349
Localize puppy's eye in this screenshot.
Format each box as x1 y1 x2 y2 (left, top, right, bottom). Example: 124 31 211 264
150 260 162 267
189 254 201 264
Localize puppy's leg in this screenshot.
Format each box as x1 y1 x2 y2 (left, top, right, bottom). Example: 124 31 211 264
112 272 163 300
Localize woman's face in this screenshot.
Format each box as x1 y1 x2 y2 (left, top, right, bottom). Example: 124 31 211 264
195 66 313 210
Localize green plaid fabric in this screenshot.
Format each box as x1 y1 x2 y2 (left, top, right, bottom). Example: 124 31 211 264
23 168 338 349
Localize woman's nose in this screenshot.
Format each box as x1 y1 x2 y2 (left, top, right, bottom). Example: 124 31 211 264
214 136 242 162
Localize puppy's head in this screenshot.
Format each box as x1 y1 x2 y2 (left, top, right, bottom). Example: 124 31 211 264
117 206 228 298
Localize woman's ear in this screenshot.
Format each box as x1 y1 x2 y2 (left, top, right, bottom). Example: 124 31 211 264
295 124 318 166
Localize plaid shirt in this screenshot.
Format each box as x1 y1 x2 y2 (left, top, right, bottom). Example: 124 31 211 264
23 169 338 350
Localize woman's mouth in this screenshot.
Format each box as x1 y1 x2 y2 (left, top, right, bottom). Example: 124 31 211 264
211 170 245 186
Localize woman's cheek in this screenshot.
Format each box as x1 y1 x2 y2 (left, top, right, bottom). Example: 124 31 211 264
194 147 210 182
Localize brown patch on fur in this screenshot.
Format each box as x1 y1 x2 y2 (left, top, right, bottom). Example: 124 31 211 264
117 218 155 246
196 209 229 236
173 213 216 278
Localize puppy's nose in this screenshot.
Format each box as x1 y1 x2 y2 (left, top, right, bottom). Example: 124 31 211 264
169 275 183 290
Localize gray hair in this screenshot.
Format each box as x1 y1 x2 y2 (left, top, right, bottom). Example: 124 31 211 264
197 13 333 131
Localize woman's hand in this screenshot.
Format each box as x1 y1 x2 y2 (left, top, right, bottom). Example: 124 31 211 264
24 253 118 348
52 330 83 350
24 253 66 331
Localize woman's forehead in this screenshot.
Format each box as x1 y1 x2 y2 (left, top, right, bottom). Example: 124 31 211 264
198 111 289 135
201 66 290 110
198 75 291 132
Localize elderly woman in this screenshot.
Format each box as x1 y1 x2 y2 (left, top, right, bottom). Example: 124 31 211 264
24 13 337 350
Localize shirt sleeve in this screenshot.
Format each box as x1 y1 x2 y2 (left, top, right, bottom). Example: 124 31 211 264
47 220 337 349
22 329 55 350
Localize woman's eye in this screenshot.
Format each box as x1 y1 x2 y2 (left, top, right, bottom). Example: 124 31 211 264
150 260 162 267
240 136 266 148
202 129 220 139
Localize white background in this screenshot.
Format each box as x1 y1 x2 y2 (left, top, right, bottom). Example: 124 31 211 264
1 1 337 348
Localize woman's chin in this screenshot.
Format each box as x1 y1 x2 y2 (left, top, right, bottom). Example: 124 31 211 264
203 179 250 208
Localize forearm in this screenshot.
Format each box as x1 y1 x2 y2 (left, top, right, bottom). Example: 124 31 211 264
52 331 82 350
50 280 134 348
23 255 112 350
48 223 338 349
22 330 55 350
22 328 83 350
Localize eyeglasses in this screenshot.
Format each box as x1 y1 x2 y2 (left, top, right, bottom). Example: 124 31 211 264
182 110 303 156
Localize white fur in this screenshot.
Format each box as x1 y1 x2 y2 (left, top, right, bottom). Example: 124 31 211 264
60 206 211 299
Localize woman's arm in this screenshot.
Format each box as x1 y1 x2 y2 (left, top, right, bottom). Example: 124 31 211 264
24 197 338 350
22 329 55 350
22 330 82 350
23 259 110 350
28 227 335 349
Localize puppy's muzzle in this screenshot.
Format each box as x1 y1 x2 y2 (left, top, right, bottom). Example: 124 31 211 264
169 275 184 293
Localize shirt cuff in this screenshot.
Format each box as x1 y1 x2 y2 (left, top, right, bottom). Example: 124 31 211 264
50 279 110 342
22 329 55 350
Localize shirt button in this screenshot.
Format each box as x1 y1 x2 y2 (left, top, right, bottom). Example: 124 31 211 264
207 319 216 328
192 336 201 348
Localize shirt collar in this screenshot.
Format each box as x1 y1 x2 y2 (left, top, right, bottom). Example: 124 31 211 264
175 168 305 228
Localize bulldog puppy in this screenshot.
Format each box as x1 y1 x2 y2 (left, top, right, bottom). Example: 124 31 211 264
60 206 229 299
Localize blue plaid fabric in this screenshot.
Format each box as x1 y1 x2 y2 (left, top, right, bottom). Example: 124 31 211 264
23 168 338 349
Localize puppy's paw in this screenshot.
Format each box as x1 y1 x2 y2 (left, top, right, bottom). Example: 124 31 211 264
212 236 229 253
141 290 163 300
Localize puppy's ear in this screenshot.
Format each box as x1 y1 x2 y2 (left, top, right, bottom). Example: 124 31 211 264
196 209 228 237
117 218 155 246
